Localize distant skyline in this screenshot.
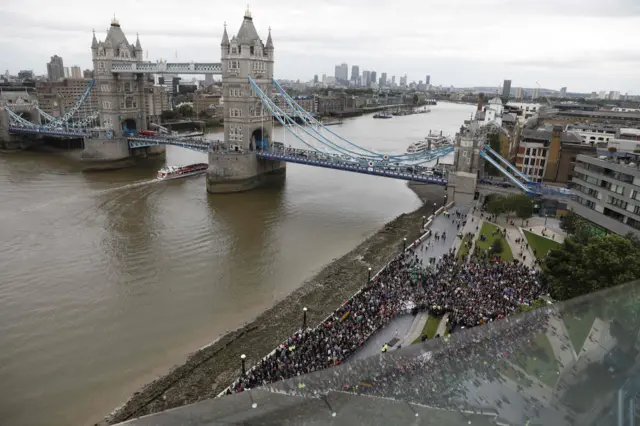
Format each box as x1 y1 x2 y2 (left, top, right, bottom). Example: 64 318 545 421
1 0 639 93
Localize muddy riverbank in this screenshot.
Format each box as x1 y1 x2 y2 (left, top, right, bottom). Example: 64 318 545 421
101 183 446 425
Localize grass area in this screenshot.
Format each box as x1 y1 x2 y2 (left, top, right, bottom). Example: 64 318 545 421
475 222 513 261
412 316 442 344
457 234 473 261
523 230 561 259
513 333 560 388
564 312 597 354
499 362 534 388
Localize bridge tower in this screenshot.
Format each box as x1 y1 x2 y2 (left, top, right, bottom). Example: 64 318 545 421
448 124 482 205
206 8 286 193
82 18 164 165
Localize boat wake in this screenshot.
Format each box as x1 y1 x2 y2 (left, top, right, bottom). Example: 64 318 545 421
0 179 161 220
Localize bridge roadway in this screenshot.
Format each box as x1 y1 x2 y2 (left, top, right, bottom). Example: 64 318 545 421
127 136 216 152
8 126 88 138
257 147 449 185
476 179 575 200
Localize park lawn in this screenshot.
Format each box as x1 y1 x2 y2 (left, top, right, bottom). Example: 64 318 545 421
457 234 473 261
412 316 442 344
563 312 597 354
475 222 513 261
515 333 560 388
523 230 561 259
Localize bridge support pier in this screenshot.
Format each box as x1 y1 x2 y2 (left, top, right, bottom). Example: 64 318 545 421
81 136 165 170
447 171 477 206
206 152 286 193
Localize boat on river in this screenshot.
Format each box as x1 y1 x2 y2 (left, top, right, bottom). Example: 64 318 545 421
373 112 393 119
157 163 209 180
407 130 452 153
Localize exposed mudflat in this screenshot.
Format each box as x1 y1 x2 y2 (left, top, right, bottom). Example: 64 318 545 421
101 183 445 425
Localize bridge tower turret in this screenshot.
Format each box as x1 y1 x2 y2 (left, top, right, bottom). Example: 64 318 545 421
448 124 482 205
91 17 148 137
207 8 285 193
83 18 163 165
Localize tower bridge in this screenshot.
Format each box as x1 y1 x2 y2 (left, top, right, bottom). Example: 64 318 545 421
0 7 574 202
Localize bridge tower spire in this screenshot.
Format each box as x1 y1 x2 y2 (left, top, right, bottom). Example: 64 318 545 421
207 9 285 193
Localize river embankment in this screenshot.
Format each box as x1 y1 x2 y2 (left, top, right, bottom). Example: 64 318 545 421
101 182 445 425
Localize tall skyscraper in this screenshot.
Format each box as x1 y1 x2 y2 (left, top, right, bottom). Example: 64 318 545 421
370 71 377 86
63 67 71 78
560 87 567 98
322 74 327 83
425 75 431 85
313 74 318 84
515 87 524 100
334 63 348 82
391 76 396 85
70 66 82 78
362 70 370 87
380 72 387 87
399 75 407 87
532 88 540 100
351 65 359 82
501 79 512 100
46 55 64 81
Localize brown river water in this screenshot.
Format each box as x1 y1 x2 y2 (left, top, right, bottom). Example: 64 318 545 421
0 102 475 425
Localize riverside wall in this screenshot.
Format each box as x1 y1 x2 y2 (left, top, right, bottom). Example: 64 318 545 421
101 183 447 425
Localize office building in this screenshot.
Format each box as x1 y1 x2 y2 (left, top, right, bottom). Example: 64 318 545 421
571 154 640 237
426 75 431 85
17 70 34 80
560 87 567 98
322 74 326 83
515 126 593 183
334 63 348 82
501 79 511 100
515 87 524 100
391 76 396 85
362 70 370 87
532 88 539 100
610 91 621 101
370 71 377 86
313 74 318 84
399 75 407 87
36 78 99 117
83 69 94 79
70 66 82 79
46 55 65 81
350 65 359 82
379 72 387 87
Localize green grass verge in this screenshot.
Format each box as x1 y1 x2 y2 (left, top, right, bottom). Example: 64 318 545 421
564 312 597 354
412 316 442 344
475 222 513 261
523 230 561 259
457 234 473 261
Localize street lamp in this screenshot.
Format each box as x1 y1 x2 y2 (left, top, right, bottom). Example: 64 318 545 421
241 354 246 376
422 215 426 227
303 307 308 329
433 202 437 215
368 267 372 282
403 237 407 251
444 194 448 207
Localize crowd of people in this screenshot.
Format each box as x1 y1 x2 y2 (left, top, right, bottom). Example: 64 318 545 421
227 223 547 395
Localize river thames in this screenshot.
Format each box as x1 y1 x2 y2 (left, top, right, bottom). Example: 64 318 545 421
0 102 475 425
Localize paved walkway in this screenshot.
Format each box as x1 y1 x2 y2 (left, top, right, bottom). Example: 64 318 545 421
395 312 429 348
416 205 472 264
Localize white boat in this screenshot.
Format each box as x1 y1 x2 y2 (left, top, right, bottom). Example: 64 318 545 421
407 130 452 153
157 163 208 180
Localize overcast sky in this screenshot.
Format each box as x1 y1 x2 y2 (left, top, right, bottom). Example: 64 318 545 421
1 0 639 93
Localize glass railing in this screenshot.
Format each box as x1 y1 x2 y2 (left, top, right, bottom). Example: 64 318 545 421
116 280 640 426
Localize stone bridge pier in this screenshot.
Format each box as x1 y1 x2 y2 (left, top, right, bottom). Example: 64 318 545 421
0 100 42 150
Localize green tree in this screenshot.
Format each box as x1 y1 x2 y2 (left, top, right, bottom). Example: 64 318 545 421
161 110 176 120
486 195 507 216
491 239 504 255
542 234 640 301
512 194 534 224
177 104 194 117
